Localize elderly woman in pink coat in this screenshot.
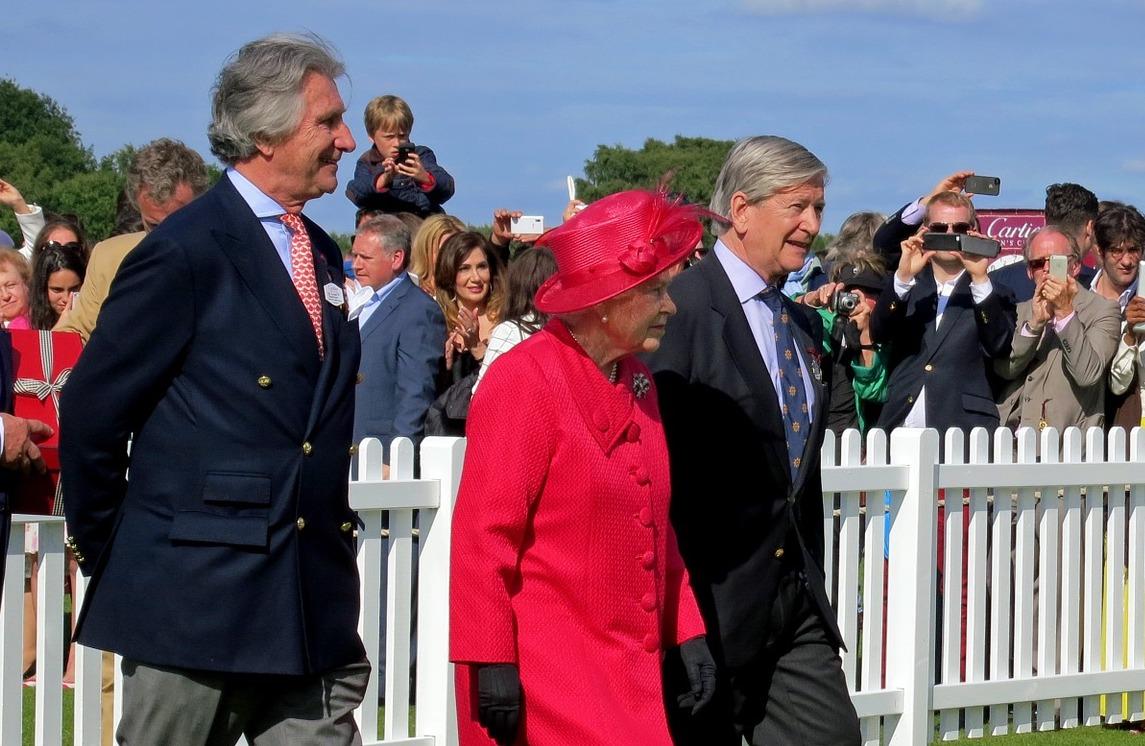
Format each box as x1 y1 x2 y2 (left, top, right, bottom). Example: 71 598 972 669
449 190 717 745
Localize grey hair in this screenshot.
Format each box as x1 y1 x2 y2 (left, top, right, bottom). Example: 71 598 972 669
823 211 885 265
358 215 412 270
208 33 346 166
709 136 828 225
1023 224 1083 264
125 138 209 210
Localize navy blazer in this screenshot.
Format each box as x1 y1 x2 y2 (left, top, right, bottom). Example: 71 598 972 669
647 255 841 671
353 273 446 455
870 266 1016 437
59 177 364 675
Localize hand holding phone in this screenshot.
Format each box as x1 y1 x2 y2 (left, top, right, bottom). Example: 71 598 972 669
1133 260 1145 335
395 142 415 165
510 215 544 235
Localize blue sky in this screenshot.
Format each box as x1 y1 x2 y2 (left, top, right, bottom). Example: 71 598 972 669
6 0 1145 236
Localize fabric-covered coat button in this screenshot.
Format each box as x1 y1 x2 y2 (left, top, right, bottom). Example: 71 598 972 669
642 551 655 570
643 634 659 653
638 507 653 527
626 422 641 442
641 593 657 612
632 467 650 486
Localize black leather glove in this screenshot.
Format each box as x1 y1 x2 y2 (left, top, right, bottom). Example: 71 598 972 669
676 636 717 714
477 663 521 745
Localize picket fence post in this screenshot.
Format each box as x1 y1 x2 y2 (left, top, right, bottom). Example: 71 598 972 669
885 428 938 746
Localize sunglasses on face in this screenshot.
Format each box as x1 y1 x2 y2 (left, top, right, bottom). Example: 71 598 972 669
926 222 973 234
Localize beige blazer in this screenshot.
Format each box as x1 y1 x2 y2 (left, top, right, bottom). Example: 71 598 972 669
55 232 144 343
996 286 1121 432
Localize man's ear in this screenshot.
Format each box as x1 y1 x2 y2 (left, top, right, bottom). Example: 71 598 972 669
253 137 275 159
728 192 752 234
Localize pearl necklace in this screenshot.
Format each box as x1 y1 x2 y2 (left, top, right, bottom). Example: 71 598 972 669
569 328 619 384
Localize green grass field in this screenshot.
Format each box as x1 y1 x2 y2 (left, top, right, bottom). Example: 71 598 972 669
18 688 1139 745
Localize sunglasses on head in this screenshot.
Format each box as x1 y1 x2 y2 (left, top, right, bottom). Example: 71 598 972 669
43 241 83 252
927 222 973 234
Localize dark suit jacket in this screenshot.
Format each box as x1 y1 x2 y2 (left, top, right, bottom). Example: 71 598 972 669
59 177 364 675
870 266 1016 435
647 255 841 671
0 332 12 601
353 273 446 455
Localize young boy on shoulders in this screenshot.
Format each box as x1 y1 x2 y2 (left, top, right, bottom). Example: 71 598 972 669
345 95 455 217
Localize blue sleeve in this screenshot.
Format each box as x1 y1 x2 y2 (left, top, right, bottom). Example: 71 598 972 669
345 152 386 207
416 146 455 207
392 300 447 447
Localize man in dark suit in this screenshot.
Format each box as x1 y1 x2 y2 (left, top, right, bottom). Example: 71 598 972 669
351 214 445 467
59 34 368 744
870 191 1017 438
650 135 860 745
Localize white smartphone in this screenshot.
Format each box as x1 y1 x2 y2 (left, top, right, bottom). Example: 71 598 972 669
566 175 576 202
1048 255 1068 282
511 215 544 234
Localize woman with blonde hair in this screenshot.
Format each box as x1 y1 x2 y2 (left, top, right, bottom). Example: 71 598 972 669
410 213 465 294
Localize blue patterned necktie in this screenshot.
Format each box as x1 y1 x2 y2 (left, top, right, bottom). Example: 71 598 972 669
759 287 810 481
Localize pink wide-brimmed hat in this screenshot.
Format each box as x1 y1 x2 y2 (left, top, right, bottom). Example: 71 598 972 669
533 190 705 314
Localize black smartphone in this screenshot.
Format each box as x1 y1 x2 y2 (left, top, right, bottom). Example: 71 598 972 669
964 175 1001 196
395 142 415 165
922 232 1001 258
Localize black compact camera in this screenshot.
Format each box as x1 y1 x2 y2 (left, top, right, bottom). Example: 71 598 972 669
395 142 415 165
830 289 861 315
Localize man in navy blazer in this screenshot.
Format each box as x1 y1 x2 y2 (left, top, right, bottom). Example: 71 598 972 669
650 136 859 745
351 214 445 466
60 34 369 744
870 191 1017 440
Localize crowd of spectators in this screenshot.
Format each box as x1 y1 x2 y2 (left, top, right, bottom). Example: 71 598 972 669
6 70 1145 743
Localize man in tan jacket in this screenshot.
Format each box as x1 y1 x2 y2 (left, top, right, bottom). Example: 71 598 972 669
56 138 207 341
996 225 1120 432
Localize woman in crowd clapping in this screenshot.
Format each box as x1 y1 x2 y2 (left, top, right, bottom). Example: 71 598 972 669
433 231 505 377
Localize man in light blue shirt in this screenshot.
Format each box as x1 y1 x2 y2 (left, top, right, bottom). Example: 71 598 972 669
351 214 445 469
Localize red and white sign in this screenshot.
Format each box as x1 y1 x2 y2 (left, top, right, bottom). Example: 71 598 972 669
978 209 1045 257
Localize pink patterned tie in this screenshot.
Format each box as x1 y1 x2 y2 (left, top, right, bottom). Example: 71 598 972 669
279 213 325 358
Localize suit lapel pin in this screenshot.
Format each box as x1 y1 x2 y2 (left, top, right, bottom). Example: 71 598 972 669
632 372 650 399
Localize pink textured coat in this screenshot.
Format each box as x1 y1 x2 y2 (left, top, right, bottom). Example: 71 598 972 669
450 322 705 745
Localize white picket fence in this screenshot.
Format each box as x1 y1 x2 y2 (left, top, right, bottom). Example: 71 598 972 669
4 427 1145 744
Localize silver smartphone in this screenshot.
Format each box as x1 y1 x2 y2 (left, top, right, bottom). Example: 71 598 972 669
1048 255 1068 282
1134 260 1145 334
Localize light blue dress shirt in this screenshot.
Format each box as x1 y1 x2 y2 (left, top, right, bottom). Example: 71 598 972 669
226 168 295 279
713 240 816 419
356 272 408 330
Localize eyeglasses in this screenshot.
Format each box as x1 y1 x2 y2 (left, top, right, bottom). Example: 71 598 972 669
927 222 973 234
1105 245 1143 260
43 241 83 252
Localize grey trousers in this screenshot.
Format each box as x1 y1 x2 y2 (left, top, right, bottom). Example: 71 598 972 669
116 658 370 746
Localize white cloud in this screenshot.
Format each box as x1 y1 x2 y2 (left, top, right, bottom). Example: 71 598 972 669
1123 159 1145 173
741 0 983 17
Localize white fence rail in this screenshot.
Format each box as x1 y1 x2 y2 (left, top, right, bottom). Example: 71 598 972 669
4 427 1145 744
